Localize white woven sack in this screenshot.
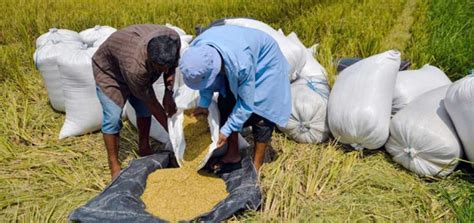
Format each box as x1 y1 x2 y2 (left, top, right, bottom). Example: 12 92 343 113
299 46 327 80
328 50 400 150
444 74 474 164
385 85 462 176
79 25 116 47
36 28 82 48
286 32 309 78
392 64 451 114
165 23 193 44
92 35 109 48
223 18 306 81
278 76 330 143
33 41 83 112
168 93 250 169
165 23 186 35
58 45 102 139
92 24 192 48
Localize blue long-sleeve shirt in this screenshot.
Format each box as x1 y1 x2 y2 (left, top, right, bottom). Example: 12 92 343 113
191 25 291 137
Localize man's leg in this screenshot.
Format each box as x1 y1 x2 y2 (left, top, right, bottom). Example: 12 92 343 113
213 78 241 169
217 132 241 164
129 95 154 156
96 85 124 180
103 133 121 179
251 116 275 172
136 116 153 156
253 142 266 172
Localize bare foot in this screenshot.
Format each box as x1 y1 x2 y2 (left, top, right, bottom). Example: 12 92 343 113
253 160 263 173
110 167 121 180
138 148 155 157
219 155 241 164
211 154 242 171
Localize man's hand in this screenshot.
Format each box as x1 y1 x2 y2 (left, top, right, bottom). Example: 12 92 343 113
216 132 228 148
193 107 209 117
163 90 177 117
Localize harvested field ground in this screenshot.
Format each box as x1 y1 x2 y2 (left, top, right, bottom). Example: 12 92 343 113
1 0 473 222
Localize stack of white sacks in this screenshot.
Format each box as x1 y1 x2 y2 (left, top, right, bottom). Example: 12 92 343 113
34 21 473 176
34 24 198 141
34 25 116 139
328 49 473 177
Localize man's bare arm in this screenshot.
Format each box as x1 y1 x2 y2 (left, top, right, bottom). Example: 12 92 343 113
143 96 168 132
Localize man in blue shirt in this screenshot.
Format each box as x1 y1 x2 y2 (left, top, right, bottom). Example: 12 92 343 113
179 25 291 172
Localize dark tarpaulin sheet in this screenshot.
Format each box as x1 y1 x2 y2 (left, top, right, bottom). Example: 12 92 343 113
68 150 261 222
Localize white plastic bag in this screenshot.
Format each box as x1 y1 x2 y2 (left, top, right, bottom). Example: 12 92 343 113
392 64 451 114
444 74 474 163
286 32 311 79
385 85 462 176
165 23 187 36
33 41 83 112
278 76 330 143
168 100 212 167
79 25 116 47
36 28 82 48
165 23 193 45
328 50 400 150
58 45 102 139
299 45 327 79
168 94 250 169
223 18 306 81
92 35 108 48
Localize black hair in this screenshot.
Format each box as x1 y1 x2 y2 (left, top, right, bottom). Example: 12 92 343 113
147 35 180 67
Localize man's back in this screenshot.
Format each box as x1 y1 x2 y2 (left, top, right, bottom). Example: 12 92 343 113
191 25 291 128
92 24 180 106
94 24 178 76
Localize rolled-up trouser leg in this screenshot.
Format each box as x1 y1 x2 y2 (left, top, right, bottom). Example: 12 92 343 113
96 85 124 178
96 85 123 134
217 79 276 142
247 115 275 143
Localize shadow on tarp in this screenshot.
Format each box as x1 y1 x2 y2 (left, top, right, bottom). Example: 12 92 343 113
68 150 261 222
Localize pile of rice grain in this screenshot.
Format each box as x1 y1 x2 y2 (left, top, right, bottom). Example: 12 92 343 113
141 110 228 221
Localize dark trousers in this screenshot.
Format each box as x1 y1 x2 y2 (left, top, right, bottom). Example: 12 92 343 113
217 78 275 143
